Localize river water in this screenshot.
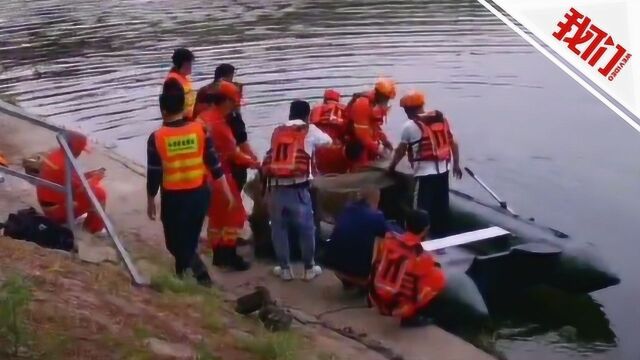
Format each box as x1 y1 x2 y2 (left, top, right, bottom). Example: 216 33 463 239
1 0 638 359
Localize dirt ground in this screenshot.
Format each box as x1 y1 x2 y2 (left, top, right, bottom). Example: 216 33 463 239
0 110 493 360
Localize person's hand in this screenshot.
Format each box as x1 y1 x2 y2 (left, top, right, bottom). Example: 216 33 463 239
147 197 156 221
382 139 393 152
453 164 463 179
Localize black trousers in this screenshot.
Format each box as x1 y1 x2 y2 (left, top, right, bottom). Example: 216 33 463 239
415 172 450 238
230 164 248 191
160 185 211 280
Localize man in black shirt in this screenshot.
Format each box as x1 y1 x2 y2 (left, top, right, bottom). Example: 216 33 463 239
147 90 234 286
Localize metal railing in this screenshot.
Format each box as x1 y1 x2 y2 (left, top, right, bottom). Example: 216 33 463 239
0 101 147 286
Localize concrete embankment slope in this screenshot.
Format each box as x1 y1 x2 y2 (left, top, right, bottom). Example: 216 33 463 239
0 104 494 360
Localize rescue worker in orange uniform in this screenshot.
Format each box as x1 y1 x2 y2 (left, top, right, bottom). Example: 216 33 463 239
346 78 396 168
196 81 258 271
147 90 234 286
163 48 196 121
310 89 350 175
36 130 107 234
194 63 257 190
369 209 446 327
389 91 462 238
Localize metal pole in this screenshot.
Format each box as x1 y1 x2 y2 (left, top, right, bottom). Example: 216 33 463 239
62 132 75 232
464 167 517 216
56 133 147 286
0 166 65 191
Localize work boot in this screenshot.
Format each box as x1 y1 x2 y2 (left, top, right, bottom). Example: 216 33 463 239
212 248 227 267
227 247 251 271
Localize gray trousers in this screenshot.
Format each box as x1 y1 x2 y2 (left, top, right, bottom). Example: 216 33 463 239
268 185 316 270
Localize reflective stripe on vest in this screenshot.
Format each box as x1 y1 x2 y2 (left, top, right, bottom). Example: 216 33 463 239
166 72 196 119
154 122 206 190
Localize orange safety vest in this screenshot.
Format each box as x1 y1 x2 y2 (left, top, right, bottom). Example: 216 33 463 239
407 111 452 163
262 124 310 179
154 122 206 190
165 71 196 120
370 232 444 319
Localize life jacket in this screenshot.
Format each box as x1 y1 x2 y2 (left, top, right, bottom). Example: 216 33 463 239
407 110 452 163
262 124 310 179
165 70 196 120
370 232 443 319
310 103 347 140
154 122 206 190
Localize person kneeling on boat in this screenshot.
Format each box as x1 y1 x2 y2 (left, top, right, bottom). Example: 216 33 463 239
310 89 350 175
388 91 462 238
36 130 107 234
369 209 446 327
324 187 389 290
262 100 332 281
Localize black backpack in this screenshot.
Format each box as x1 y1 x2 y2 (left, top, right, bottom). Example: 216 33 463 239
0 207 74 252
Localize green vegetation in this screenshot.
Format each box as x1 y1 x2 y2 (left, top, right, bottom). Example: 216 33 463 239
0 275 33 357
240 331 301 360
195 341 221 360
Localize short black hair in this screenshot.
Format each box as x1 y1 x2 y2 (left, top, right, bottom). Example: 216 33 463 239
405 209 431 234
159 91 185 116
172 48 194 69
214 63 235 81
289 100 311 121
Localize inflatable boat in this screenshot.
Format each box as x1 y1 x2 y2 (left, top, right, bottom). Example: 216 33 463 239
246 165 620 323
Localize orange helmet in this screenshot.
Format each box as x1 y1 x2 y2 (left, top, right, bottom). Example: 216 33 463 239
323 89 341 102
374 78 396 99
64 130 90 156
215 80 241 105
400 91 426 108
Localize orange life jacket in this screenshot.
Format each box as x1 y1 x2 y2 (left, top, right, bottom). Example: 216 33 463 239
262 124 310 179
370 232 444 319
165 71 196 120
0 153 7 167
310 103 347 141
154 122 206 190
407 111 452 163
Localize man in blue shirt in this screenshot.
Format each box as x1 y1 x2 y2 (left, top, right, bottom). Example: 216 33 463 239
324 188 389 289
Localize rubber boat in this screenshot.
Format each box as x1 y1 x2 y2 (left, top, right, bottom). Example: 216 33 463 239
245 165 620 323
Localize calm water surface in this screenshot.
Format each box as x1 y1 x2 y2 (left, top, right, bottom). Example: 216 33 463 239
1 1 639 359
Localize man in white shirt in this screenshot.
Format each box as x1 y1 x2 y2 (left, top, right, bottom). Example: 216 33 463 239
388 91 462 238
261 100 332 281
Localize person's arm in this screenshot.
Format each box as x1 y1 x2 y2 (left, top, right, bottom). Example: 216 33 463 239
146 133 162 220
447 120 462 179
203 133 235 208
351 98 380 154
309 124 332 148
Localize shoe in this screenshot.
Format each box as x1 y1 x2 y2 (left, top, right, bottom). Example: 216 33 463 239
197 276 213 288
273 266 294 281
303 265 322 281
228 247 251 271
212 248 227 267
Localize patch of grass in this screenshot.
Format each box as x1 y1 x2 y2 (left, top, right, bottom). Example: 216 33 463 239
150 273 208 296
317 353 340 360
201 297 224 334
101 333 153 360
0 275 33 357
195 341 221 360
132 324 154 341
240 331 301 360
